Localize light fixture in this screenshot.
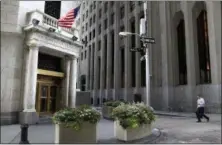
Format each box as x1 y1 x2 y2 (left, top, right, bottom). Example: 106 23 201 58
48 27 56 32
72 35 78 41
32 19 40 26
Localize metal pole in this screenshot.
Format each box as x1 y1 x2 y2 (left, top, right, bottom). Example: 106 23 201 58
19 124 29 144
143 1 150 106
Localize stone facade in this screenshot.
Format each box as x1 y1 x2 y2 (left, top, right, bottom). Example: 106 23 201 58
78 1 221 113
1 1 82 125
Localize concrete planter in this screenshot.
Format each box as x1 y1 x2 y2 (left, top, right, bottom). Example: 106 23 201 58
102 106 115 119
114 120 152 141
55 122 97 143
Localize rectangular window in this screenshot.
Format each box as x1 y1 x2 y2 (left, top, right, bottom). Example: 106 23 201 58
93 14 96 23
120 6 124 19
85 23 88 31
94 1 96 9
86 10 88 18
111 31 115 88
89 32 92 41
83 14 85 22
177 20 187 85
104 19 107 30
82 26 84 33
104 2 108 13
44 1 61 19
99 9 102 18
81 52 83 60
121 48 125 88
99 24 101 34
131 21 136 87
98 40 101 51
93 29 95 38
90 4 93 12
104 35 107 89
90 18 92 26
111 13 114 25
130 1 135 11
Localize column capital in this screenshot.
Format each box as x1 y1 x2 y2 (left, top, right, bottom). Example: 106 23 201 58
26 39 39 50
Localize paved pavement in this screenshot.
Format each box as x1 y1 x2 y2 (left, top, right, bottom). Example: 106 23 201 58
1 113 221 144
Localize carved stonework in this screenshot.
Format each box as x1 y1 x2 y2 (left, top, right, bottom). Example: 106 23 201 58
24 25 82 58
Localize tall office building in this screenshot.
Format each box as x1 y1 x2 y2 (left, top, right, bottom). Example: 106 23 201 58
78 1 221 113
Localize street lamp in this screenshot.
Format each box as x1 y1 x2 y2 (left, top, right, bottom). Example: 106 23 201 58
119 31 154 107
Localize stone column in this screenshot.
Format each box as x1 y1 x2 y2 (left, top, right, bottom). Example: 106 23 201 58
181 2 197 110
135 14 141 92
123 2 131 101
159 1 170 110
206 1 221 84
64 56 71 107
113 2 121 100
69 56 77 108
106 30 112 100
20 42 39 124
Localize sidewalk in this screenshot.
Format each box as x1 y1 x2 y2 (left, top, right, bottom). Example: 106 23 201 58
1 111 221 144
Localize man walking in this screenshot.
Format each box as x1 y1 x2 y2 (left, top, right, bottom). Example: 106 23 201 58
195 95 210 122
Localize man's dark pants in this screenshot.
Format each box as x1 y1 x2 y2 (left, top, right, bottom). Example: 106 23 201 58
195 107 209 122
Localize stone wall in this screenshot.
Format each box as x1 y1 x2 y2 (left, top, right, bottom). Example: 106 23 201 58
1 33 25 124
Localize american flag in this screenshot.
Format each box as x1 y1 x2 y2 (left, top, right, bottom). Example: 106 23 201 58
58 5 80 28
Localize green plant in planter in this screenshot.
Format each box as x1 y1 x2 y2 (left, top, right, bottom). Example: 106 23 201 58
52 105 101 131
104 100 128 107
112 102 155 129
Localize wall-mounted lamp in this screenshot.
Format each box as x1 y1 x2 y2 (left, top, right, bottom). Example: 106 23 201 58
48 27 56 32
72 35 78 41
32 19 40 26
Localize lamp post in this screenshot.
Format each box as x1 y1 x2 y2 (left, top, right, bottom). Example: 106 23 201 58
119 1 154 107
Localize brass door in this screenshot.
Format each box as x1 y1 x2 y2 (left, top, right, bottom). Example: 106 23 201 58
36 82 58 114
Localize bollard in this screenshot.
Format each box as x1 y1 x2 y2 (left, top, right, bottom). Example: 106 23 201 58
19 124 29 144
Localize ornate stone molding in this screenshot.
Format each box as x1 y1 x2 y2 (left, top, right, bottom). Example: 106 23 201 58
26 31 80 57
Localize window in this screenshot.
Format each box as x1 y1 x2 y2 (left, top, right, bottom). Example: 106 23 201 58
104 19 108 30
44 1 61 19
138 1 143 5
83 14 85 22
98 40 101 51
104 35 107 88
94 1 96 9
90 4 93 12
110 13 114 25
85 23 88 31
85 50 87 59
99 24 101 34
177 19 187 85
86 10 88 18
110 1 114 7
93 14 96 23
120 6 125 19
99 9 102 18
93 29 95 38
104 2 108 13
121 47 125 88
82 26 84 33
131 21 136 87
83 2 85 9
90 18 92 26
196 10 211 84
81 52 83 60
89 32 92 41
85 36 88 45
111 31 115 88
130 1 135 11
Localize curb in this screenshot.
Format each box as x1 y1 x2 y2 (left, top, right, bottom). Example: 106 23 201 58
154 112 196 118
98 128 163 144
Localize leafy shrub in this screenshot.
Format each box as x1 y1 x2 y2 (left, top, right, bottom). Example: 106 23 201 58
52 105 101 130
112 102 155 129
103 100 128 108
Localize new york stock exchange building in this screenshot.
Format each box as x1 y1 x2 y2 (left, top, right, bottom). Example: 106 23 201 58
1 1 82 125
